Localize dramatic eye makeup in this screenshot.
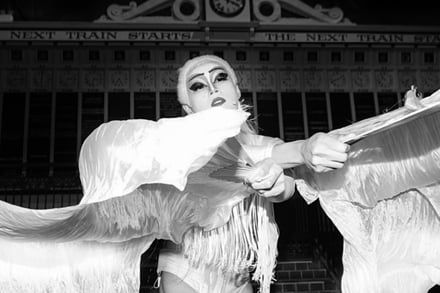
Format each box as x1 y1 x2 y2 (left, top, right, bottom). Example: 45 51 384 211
214 72 228 82
187 66 228 92
189 82 205 92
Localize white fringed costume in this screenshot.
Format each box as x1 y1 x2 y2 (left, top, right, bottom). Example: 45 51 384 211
1 88 440 293
0 107 280 293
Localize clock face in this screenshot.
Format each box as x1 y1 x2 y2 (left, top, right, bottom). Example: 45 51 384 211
210 0 245 17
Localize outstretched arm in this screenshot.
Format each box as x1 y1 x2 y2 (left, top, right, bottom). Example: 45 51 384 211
272 132 350 172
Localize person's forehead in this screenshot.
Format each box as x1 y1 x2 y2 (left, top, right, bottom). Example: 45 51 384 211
187 61 226 78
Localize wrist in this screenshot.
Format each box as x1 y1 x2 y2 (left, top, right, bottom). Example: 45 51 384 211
272 140 306 169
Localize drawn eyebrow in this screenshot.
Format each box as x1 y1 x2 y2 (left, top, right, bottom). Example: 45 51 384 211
187 66 225 82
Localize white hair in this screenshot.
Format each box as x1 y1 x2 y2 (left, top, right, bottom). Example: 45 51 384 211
177 55 238 106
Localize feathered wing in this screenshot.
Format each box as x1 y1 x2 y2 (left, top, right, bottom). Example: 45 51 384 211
293 89 440 293
0 107 268 293
79 107 250 204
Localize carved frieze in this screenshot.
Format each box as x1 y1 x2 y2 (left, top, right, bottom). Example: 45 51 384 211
254 69 276 91
253 0 349 24
108 70 130 90
303 69 324 91
98 0 201 22
31 69 53 90
328 70 348 91
351 70 371 91
82 69 105 91
133 69 155 91
56 70 79 90
397 70 417 91
97 0 351 25
279 70 300 91
419 71 439 92
4 69 27 90
374 70 395 91
235 70 252 91
159 69 178 91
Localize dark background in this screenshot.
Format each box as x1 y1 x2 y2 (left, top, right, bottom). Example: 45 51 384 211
1 0 439 26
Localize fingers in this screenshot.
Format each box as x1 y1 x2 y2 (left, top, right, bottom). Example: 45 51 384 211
244 159 287 198
303 132 350 172
251 164 282 190
312 133 350 154
309 159 344 172
258 174 286 198
308 149 347 168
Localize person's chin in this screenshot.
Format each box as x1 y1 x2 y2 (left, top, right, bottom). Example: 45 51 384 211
223 103 239 110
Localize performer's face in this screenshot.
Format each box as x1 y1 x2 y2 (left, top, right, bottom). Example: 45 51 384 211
185 62 240 113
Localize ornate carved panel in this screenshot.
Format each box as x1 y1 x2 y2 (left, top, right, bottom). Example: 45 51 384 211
419 70 439 92
133 69 155 91
31 69 53 90
158 69 178 92
235 69 252 91
328 70 348 91
397 70 417 91
81 69 105 91
5 69 27 90
56 70 79 90
279 69 300 91
108 70 130 90
303 69 324 91
351 70 371 91
374 70 395 91
254 69 276 91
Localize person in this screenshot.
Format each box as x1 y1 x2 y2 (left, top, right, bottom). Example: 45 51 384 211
0 55 348 293
156 54 350 293
1 55 438 293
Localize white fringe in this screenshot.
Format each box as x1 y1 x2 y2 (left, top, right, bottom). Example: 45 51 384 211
181 194 278 293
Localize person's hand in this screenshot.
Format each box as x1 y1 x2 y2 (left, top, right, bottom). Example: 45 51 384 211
301 132 349 172
244 158 286 199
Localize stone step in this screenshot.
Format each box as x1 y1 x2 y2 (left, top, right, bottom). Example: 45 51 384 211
271 279 339 292
276 259 324 271
275 268 328 281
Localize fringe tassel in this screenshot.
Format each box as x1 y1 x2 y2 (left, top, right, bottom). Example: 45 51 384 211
181 194 278 293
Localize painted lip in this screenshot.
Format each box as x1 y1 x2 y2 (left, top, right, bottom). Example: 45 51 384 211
211 97 226 107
